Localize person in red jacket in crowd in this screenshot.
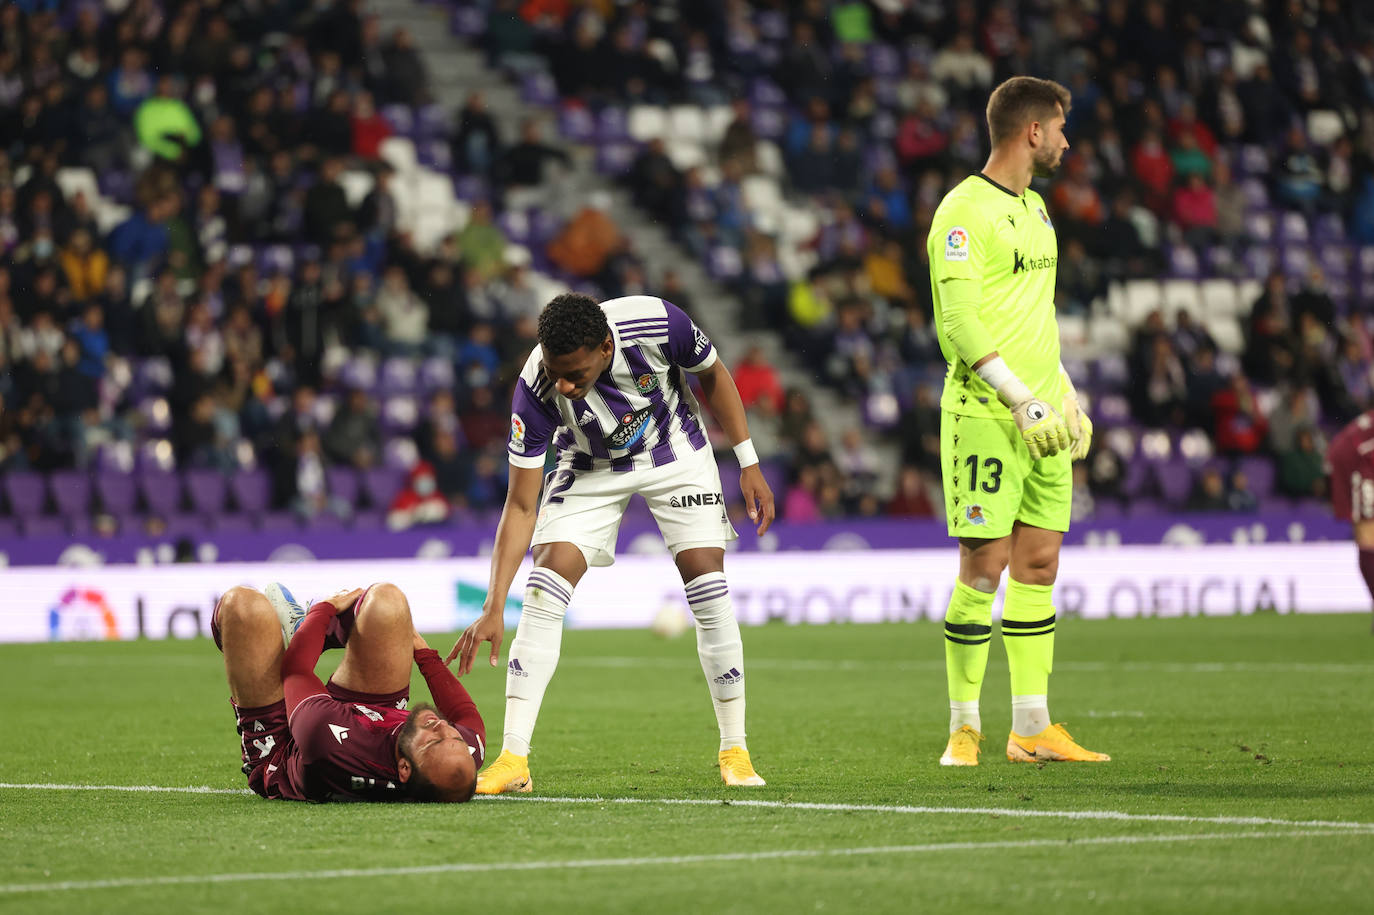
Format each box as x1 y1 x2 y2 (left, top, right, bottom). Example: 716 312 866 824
731 344 785 414
212 582 485 803
351 91 394 160
388 461 451 530
1212 373 1269 454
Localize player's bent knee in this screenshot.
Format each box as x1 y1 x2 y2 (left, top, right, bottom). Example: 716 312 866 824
218 586 273 629
358 582 411 620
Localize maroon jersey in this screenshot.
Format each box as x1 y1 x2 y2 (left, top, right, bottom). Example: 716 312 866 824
1328 411 1374 522
258 599 487 803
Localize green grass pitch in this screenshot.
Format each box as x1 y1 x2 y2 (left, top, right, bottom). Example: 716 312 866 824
3 613 1373 913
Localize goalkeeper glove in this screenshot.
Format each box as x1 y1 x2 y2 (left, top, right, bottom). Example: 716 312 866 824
976 356 1069 459
1060 369 1093 462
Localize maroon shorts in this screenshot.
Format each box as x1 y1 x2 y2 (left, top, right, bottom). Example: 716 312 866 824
232 680 410 799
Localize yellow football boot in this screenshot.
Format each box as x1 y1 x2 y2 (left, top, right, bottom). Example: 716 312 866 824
719 746 766 786
1007 723 1111 762
939 725 984 766
475 750 533 794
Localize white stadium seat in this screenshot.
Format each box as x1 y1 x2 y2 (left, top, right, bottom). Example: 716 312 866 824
741 174 783 216
1124 279 1164 325
1162 279 1202 319
1199 278 1239 319
1307 110 1344 146
666 139 707 171
627 106 668 142
704 105 734 144
1206 317 1245 354
339 170 375 209
379 137 418 175
668 106 707 143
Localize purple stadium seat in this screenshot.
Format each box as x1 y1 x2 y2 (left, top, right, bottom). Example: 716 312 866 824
1168 245 1201 278
229 469 272 515
596 143 637 176
1312 212 1346 242
1257 496 1295 514
1281 245 1311 277
1122 461 1154 499
137 440 177 472
529 207 563 245
1237 456 1276 498
498 209 533 244
1153 460 1194 505
339 355 379 392
384 437 420 470
185 469 228 514
597 107 629 143
519 70 558 106
381 103 413 135
163 513 205 538
708 246 743 280
139 470 182 516
325 466 361 504
416 105 449 142
3 471 46 516
209 514 254 534
96 473 138 514
382 395 420 433
417 139 452 171
453 174 488 202
0 517 18 538
867 43 902 76
362 467 405 509
350 509 384 530
749 78 786 108
379 357 419 396
750 106 786 139
557 106 596 144
96 441 136 473
1126 499 1165 518
257 512 300 532
19 516 65 537
1089 498 1125 520
49 470 92 518
304 512 348 531
418 357 455 393
134 357 174 395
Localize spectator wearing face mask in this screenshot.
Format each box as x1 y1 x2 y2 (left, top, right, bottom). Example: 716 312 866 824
387 461 450 530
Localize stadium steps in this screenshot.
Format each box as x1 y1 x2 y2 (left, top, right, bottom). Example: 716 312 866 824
366 0 894 495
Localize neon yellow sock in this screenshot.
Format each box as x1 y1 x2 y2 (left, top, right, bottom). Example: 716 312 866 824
1002 578 1056 698
944 580 994 711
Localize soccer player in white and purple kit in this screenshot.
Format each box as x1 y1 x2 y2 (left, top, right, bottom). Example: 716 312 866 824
446 293 775 792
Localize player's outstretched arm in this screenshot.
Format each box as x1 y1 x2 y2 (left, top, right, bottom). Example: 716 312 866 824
447 463 545 675
696 358 775 535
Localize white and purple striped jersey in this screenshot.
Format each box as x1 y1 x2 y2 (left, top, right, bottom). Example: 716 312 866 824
506 296 716 472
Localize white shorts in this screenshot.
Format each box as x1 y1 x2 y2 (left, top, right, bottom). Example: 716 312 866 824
531 445 738 567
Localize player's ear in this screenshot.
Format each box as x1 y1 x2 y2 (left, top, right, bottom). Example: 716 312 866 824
397 757 413 784
600 333 613 358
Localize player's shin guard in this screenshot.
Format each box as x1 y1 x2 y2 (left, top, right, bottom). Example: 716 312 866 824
1003 577 1056 736
502 568 573 757
686 572 747 753
945 580 994 732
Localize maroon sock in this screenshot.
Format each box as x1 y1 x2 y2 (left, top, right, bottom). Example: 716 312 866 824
323 608 355 651
1360 550 1374 605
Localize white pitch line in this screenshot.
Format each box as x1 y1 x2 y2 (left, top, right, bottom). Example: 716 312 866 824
4 782 1372 833
4 829 1373 895
566 656 1374 675
0 783 253 796
477 795 1374 831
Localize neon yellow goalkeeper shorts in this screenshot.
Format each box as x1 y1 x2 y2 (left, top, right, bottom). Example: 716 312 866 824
940 410 1071 539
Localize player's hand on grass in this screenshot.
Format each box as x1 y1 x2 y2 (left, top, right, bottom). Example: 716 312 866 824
1010 397 1070 459
320 588 365 614
1062 391 1093 461
739 464 775 536
448 609 505 676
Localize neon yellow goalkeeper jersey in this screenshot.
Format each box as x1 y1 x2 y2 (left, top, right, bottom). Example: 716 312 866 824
927 174 1064 420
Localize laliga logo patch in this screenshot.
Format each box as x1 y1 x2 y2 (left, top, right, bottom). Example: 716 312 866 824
635 372 659 394
509 413 527 452
1037 206 1052 228
945 226 969 261
965 504 987 526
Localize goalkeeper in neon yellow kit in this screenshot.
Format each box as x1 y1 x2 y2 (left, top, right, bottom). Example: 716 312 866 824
926 76 1108 766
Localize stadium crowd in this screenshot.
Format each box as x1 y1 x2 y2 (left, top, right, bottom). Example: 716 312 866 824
2 0 1374 537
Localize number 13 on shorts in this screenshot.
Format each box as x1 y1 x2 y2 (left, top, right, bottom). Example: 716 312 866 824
940 411 1073 539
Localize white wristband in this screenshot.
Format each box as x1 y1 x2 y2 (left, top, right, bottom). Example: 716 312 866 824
733 438 759 468
975 356 1034 407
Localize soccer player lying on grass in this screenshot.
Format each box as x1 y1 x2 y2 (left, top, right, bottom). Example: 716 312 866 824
212 582 485 802
449 292 775 793
926 76 1108 766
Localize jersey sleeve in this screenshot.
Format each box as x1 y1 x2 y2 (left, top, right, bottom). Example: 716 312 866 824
664 300 717 373
927 197 986 286
507 348 561 469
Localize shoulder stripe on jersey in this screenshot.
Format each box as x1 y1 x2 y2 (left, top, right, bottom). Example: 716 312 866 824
616 316 669 328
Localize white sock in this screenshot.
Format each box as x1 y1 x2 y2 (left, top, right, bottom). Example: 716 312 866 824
685 572 747 753
1011 695 1050 737
501 568 572 757
950 700 981 733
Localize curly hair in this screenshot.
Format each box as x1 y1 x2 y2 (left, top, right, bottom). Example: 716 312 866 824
537 293 609 357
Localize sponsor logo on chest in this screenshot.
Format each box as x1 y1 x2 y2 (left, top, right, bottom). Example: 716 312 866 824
606 405 655 450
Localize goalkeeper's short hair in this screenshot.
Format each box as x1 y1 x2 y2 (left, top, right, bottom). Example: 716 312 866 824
986 77 1072 146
